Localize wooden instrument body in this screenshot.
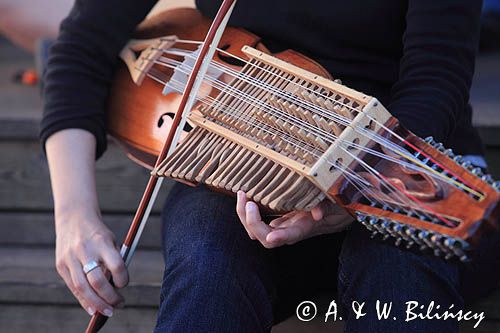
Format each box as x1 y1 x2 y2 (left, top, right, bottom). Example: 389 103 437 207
107 8 500 260
107 7 330 168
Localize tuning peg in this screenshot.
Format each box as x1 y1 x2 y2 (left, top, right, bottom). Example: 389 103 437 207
381 219 399 239
376 223 391 240
356 212 376 233
423 136 445 152
461 160 472 169
471 167 483 177
430 234 454 257
482 174 493 183
418 231 435 249
368 217 384 236
443 237 470 250
434 142 445 152
333 79 342 85
392 224 413 249
453 155 463 164
355 211 367 222
443 148 454 158
368 216 379 226
443 237 470 261
381 219 392 229
492 181 500 192
424 136 435 145
406 228 426 250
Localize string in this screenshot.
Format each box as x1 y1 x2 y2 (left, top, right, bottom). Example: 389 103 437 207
134 46 478 225
151 54 482 198
162 76 447 222
151 70 454 222
155 45 482 196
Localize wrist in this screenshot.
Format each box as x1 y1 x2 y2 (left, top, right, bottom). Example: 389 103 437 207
54 201 102 227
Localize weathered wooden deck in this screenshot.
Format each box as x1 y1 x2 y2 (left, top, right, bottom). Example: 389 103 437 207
0 30 499 332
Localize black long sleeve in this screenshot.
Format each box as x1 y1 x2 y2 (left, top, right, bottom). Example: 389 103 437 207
41 0 484 158
388 0 482 144
40 0 157 158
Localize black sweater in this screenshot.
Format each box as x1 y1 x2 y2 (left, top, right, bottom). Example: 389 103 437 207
41 0 484 159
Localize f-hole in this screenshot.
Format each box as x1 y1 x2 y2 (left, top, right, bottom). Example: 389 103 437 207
217 44 246 67
158 112 193 132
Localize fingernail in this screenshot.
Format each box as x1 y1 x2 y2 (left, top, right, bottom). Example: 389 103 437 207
103 308 113 317
246 202 255 211
87 307 95 316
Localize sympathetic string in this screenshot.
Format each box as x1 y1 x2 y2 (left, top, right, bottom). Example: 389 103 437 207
133 40 486 225
151 53 481 196
158 76 449 222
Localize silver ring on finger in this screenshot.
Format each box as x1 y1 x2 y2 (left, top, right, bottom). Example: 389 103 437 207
82 260 101 275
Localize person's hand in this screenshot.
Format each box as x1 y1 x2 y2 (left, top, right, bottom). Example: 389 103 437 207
55 208 129 317
236 191 352 248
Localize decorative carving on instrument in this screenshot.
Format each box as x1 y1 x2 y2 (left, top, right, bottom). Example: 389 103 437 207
358 144 444 203
357 169 443 203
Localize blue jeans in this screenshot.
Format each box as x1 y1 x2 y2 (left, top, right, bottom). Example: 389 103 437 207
484 0 500 13
154 183 499 333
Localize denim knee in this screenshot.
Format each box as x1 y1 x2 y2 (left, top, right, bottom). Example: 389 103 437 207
338 223 462 332
155 184 274 332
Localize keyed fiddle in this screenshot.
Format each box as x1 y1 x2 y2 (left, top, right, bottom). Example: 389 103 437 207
87 3 500 332
109 6 500 259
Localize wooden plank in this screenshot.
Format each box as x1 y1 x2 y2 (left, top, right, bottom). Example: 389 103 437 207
0 247 163 307
0 304 157 333
0 118 40 140
0 39 42 123
0 141 173 212
0 212 162 249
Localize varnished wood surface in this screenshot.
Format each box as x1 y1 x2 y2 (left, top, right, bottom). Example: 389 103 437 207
107 8 337 167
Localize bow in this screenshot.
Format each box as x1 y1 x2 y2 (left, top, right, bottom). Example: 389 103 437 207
85 0 238 331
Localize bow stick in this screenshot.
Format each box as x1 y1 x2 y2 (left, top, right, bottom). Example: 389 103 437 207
85 0 238 331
